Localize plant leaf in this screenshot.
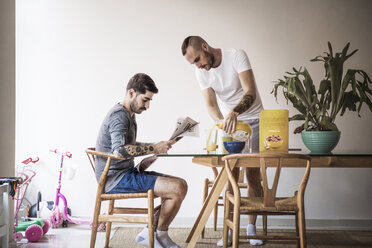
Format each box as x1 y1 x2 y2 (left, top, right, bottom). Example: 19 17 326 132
289 114 305 121
328 41 333 57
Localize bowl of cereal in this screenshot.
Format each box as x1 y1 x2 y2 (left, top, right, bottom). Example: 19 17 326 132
265 135 283 149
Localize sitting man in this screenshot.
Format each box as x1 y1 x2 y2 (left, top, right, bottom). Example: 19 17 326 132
95 73 187 248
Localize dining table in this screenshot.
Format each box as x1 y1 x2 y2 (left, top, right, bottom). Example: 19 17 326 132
160 150 372 248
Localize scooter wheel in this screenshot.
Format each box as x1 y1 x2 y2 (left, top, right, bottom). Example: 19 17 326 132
42 219 50 235
25 224 43 242
62 220 68 227
14 231 23 242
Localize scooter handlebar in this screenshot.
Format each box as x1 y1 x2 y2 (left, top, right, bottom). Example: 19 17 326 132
22 157 40 165
50 149 72 158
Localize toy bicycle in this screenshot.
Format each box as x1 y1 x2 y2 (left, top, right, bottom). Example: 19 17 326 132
14 157 50 242
49 149 92 228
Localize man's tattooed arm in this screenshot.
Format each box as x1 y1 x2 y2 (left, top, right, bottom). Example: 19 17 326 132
135 142 153 146
115 144 155 158
233 93 255 114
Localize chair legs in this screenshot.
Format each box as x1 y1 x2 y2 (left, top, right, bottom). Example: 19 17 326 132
148 190 155 248
298 206 307 248
213 201 218 231
295 212 300 248
263 215 267 236
222 193 230 248
90 198 102 248
232 203 240 248
201 178 208 238
105 200 114 248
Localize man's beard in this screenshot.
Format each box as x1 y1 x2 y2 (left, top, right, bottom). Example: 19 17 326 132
203 51 215 70
130 100 146 114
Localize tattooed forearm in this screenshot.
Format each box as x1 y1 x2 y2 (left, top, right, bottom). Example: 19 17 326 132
233 94 255 114
117 144 155 157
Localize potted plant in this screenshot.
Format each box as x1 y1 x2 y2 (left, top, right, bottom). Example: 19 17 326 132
272 42 372 153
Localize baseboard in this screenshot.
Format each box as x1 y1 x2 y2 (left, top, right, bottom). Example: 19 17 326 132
170 217 372 231
78 215 372 230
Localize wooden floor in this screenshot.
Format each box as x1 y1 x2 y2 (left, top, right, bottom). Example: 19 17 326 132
110 227 372 248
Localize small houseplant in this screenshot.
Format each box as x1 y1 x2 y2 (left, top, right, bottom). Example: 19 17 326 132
272 42 372 153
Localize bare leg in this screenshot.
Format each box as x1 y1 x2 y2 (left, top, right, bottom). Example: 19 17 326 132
153 175 188 231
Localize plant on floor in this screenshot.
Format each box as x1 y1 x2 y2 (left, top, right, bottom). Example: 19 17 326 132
271 42 372 134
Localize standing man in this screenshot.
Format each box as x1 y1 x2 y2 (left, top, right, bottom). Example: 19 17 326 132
181 36 263 246
95 73 187 248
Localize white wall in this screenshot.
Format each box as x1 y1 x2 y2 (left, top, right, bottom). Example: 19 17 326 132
16 0 372 227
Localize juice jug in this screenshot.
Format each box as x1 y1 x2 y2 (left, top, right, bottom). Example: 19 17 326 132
215 121 252 142
206 121 252 152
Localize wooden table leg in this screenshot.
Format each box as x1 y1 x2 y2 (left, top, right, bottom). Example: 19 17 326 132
186 167 229 247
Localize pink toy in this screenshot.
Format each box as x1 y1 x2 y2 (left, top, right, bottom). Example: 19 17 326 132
13 157 50 242
49 149 105 231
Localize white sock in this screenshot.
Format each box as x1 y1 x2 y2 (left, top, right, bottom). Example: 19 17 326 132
156 230 180 248
217 229 232 247
247 224 263 246
135 227 164 248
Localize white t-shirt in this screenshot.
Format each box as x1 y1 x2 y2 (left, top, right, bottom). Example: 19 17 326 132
195 48 263 120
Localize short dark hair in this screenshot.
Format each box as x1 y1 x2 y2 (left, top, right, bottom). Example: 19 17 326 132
126 73 158 94
181 36 207 55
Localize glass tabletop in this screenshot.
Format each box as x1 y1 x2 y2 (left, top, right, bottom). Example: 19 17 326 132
158 149 372 157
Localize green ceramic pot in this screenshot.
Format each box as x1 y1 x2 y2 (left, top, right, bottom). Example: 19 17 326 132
301 131 341 154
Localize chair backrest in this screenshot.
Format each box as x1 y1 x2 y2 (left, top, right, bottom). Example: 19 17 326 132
222 153 311 207
85 147 127 194
86 147 96 173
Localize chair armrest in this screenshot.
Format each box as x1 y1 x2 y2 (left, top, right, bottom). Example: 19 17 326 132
85 148 127 160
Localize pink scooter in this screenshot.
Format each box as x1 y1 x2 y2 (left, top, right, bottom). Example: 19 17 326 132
49 149 92 228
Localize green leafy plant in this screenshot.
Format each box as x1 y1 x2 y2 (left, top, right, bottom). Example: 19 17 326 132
272 42 372 133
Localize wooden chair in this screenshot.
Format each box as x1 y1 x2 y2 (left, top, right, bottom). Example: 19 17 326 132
86 148 160 248
202 167 248 237
222 153 311 248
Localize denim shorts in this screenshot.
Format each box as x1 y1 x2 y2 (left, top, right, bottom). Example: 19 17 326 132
108 167 162 194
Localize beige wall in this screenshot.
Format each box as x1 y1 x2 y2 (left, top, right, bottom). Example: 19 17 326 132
0 0 15 177
0 0 15 243
15 0 372 228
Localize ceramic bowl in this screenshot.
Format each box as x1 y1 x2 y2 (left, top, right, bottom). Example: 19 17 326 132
223 140 245 154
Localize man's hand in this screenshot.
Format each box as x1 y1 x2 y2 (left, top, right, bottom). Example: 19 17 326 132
223 111 238 134
154 140 176 154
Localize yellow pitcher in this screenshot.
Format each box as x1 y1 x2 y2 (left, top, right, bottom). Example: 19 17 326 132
206 121 252 152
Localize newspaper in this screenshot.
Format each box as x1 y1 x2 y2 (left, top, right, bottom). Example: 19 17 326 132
135 154 158 173
169 116 199 142
136 116 199 172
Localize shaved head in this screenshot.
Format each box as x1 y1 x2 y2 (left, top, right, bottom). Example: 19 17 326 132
181 36 207 55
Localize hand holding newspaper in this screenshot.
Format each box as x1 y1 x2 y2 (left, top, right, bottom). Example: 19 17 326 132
136 116 199 172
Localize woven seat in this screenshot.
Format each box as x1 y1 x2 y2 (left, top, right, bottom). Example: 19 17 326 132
229 195 298 212
222 153 311 248
86 148 160 248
